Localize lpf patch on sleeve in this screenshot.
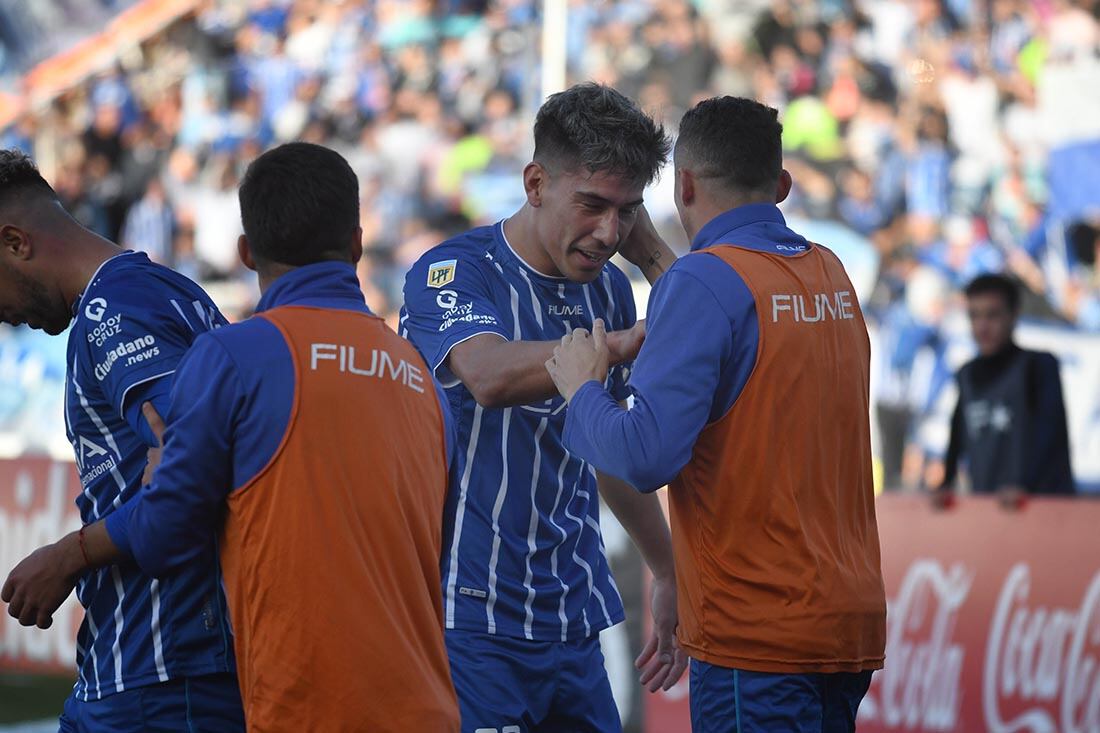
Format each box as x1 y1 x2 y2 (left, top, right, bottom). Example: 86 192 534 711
427 259 458 288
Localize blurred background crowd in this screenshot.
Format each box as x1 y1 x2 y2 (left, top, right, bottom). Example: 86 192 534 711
0 0 1098 490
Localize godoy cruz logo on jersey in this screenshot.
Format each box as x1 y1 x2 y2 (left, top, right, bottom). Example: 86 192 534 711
94 335 160 381
427 259 458 289
86 314 123 347
84 297 108 322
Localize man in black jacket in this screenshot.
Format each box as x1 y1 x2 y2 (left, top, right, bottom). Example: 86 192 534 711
937 274 1075 503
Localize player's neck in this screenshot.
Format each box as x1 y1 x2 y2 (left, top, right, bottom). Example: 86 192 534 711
63 228 126 311
503 208 559 277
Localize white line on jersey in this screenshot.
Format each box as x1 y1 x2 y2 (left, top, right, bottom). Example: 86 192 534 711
85 601 103 701
547 452 574 641
444 404 485 628
150 579 168 682
521 418 549 639
579 490 615 627
109 567 126 694
484 406 513 634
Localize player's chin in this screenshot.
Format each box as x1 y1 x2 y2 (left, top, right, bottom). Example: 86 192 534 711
564 251 608 283
41 315 71 335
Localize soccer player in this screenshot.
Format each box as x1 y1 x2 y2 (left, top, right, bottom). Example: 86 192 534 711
0 150 242 730
2 143 460 731
546 97 887 732
936 273 1075 500
400 83 685 732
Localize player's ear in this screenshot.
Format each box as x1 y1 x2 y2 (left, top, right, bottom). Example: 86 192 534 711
677 168 696 207
775 169 793 204
523 161 547 208
237 234 257 272
349 226 364 265
0 224 32 261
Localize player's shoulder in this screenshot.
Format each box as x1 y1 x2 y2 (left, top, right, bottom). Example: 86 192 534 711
675 249 750 296
418 227 497 267
406 226 499 290
84 252 213 314
195 313 276 356
1023 349 1061 372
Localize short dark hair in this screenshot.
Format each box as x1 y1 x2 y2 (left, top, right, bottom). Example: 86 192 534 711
965 273 1020 312
533 83 669 187
238 142 359 266
675 97 784 194
0 149 57 207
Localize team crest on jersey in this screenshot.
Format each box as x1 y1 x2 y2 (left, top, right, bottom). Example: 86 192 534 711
85 297 108 322
427 259 457 288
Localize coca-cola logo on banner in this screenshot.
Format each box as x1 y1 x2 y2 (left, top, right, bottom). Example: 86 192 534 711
982 564 1100 733
860 560 970 730
644 496 1100 733
860 560 1100 733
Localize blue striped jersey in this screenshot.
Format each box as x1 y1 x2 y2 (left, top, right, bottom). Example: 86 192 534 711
64 252 234 700
400 222 635 642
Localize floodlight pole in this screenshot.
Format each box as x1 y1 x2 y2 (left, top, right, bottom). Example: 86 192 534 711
540 0 568 100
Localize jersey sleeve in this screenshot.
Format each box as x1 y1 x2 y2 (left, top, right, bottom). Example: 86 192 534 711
563 259 748 491
78 282 202 419
401 250 510 387
105 332 241 575
606 268 639 403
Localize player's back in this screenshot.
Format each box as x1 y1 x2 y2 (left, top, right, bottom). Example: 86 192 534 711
64 251 233 700
214 303 459 732
671 243 886 673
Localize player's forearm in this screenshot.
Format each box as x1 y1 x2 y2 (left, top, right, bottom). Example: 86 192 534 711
453 335 635 408
452 339 563 407
597 471 675 581
619 206 677 285
632 237 676 286
565 384 690 491
51 521 126 580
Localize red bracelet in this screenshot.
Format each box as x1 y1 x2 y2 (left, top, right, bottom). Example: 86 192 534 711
77 526 92 569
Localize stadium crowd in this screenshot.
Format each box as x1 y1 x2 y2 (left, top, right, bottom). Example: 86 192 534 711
0 0 1098 488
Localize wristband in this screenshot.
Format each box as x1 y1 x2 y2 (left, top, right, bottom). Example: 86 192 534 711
78 526 93 569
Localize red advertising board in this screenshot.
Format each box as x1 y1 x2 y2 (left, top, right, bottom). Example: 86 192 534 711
645 495 1100 733
0 457 83 675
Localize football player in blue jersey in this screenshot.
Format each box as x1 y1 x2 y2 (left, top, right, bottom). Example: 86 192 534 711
400 83 686 732
0 150 243 731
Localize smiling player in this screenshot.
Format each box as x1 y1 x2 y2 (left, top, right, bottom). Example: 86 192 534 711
400 83 685 733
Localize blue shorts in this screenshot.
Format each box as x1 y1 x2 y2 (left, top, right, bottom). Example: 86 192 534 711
446 629 622 733
58 673 243 733
689 660 874 733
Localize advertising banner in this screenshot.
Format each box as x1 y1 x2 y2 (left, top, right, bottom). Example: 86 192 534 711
0 458 82 675
645 495 1100 733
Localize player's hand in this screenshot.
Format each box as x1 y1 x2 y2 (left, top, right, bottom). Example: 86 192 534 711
545 319 610 403
141 402 166 487
636 574 688 693
2 535 84 629
617 206 660 266
929 487 956 511
606 320 646 366
997 485 1028 511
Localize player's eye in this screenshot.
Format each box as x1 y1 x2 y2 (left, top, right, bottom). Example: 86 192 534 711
621 207 639 218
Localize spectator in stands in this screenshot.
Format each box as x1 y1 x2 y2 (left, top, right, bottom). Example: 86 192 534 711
121 177 175 265
936 274 1076 503
0 0 1098 484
